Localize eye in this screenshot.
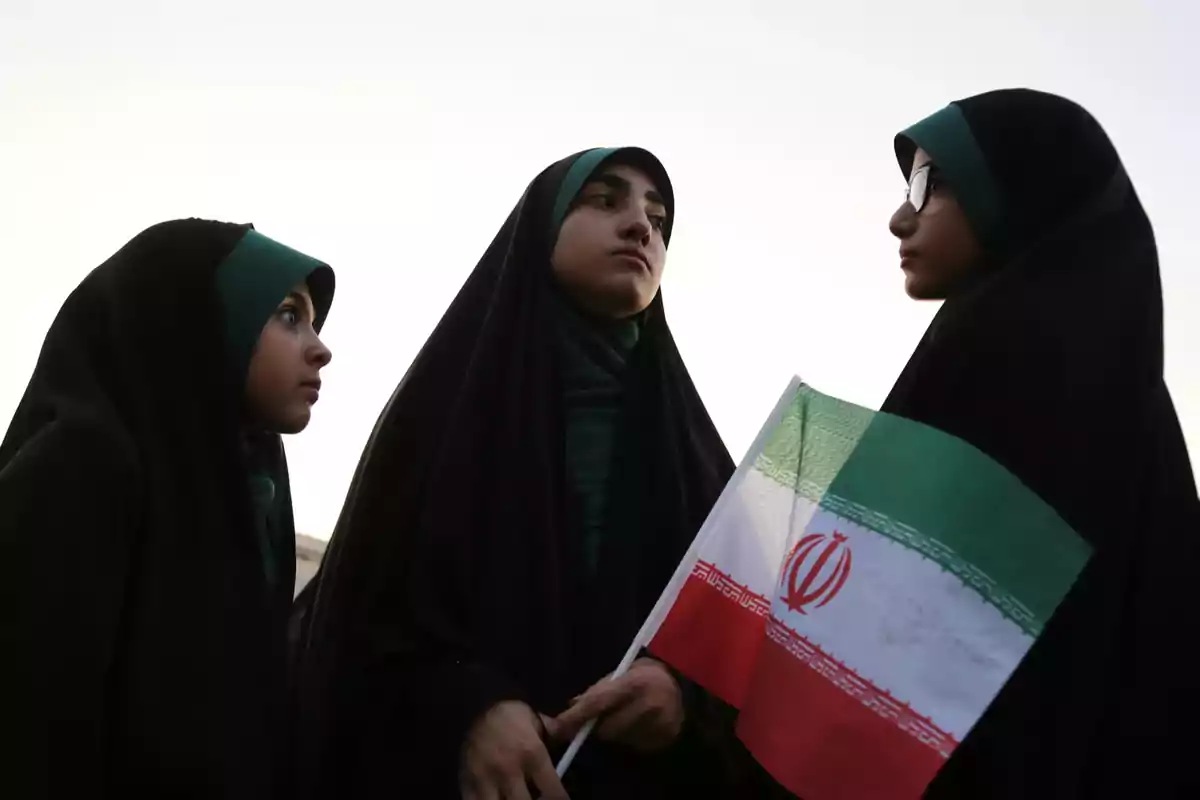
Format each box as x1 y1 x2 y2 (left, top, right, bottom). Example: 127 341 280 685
927 168 950 196
583 191 618 210
649 213 667 231
277 306 299 327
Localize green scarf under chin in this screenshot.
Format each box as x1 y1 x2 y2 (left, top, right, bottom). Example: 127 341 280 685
555 298 641 574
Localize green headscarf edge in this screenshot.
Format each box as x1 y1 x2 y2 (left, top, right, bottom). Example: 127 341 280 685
895 104 1004 253
215 229 335 385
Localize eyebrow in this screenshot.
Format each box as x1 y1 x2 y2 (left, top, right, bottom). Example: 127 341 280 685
589 173 666 207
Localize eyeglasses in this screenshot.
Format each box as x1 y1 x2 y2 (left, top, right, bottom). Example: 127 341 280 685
906 164 935 213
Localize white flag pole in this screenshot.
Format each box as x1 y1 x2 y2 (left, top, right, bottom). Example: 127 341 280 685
555 376 804 779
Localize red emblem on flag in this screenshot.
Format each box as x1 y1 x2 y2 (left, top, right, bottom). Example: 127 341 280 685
780 532 853 614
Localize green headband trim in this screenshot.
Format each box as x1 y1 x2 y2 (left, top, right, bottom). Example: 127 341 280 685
215 230 333 382
551 147 619 228
897 104 1003 249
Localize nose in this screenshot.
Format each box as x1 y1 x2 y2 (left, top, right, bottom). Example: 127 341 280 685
618 209 652 244
889 201 917 240
307 334 333 369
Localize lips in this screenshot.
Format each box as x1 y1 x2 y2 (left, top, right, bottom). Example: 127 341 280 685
899 248 919 269
300 379 322 402
611 248 650 271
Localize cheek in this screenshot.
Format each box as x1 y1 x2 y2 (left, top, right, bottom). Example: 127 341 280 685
552 225 603 282
549 236 574 282
550 221 580 273
921 201 979 267
647 241 667 276
248 328 294 389
949 216 984 265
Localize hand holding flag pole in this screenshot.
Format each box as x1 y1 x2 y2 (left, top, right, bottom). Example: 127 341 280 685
553 631 643 777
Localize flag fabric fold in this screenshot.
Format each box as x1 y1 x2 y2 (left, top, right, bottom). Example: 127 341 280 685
643 378 1091 799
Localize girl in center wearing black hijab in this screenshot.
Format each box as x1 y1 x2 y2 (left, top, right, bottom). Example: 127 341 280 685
293 148 755 799
883 89 1199 797
1 220 334 798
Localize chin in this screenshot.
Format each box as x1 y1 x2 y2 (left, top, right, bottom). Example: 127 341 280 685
272 409 312 435
610 287 656 318
605 273 657 307
903 274 946 301
615 300 653 319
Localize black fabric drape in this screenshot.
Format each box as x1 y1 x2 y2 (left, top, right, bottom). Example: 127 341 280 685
293 150 753 797
1 220 301 798
884 90 1200 797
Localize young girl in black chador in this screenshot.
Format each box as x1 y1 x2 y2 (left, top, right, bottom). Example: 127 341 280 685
2 219 335 798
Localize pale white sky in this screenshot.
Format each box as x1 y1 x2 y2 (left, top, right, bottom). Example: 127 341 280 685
3 1 1196 539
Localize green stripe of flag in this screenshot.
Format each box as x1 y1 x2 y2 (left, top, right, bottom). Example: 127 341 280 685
755 385 1090 636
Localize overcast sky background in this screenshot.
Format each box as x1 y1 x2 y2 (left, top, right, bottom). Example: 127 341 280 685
3 0 1196 539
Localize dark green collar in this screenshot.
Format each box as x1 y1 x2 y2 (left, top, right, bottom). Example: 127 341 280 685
554 296 641 370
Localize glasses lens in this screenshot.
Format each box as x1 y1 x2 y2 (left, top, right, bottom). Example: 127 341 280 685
908 166 929 212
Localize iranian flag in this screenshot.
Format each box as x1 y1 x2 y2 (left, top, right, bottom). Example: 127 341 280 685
639 378 1090 798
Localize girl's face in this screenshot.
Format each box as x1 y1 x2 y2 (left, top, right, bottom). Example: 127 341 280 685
888 147 985 300
245 282 332 434
551 163 668 319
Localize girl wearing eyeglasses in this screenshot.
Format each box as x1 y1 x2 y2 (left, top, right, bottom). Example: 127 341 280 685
884 89 1198 797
